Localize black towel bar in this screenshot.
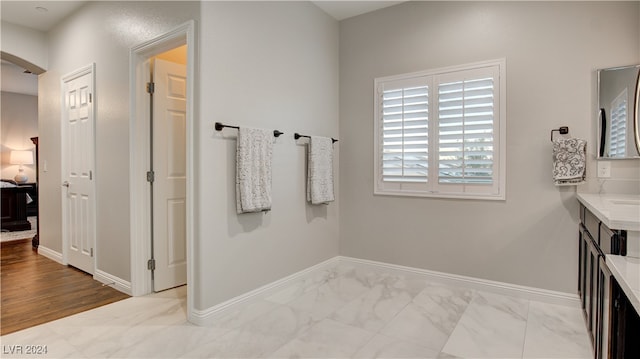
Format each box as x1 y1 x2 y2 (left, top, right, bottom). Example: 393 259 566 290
550 126 569 142
294 133 338 143
215 122 283 137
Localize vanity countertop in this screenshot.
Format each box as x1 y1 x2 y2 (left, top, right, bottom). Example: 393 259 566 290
577 193 640 231
606 255 640 314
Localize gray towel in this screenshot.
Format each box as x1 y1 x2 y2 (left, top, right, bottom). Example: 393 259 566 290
236 127 273 213
307 136 335 204
553 138 586 186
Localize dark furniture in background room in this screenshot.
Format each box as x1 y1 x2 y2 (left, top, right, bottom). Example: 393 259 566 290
1 180 32 231
23 183 38 217
1 137 39 243
31 136 39 248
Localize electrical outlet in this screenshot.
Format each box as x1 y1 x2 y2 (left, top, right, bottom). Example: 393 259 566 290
597 161 611 178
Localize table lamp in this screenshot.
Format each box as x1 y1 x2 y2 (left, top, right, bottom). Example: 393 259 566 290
10 150 34 184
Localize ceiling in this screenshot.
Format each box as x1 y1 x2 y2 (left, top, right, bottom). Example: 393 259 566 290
1 1 405 32
0 1 86 32
0 1 404 95
312 1 405 21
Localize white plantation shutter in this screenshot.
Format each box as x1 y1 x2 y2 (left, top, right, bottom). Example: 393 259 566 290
437 74 495 184
374 60 505 200
609 89 627 158
381 84 429 182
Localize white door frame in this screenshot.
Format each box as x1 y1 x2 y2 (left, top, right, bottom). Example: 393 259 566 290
61 63 96 272
129 21 195 318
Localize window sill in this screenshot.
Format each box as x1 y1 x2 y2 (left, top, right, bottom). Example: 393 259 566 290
373 189 506 201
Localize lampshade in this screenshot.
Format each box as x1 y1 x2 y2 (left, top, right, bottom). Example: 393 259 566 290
10 150 34 165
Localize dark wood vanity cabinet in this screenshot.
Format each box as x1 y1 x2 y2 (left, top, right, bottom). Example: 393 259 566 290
597 257 613 359
579 203 637 359
611 284 640 358
597 259 640 359
580 204 626 257
579 224 600 343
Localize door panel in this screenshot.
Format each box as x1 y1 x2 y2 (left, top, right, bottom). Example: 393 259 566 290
62 67 95 275
152 58 187 292
597 257 612 359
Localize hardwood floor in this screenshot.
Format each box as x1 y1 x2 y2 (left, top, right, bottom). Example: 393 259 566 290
1 238 130 335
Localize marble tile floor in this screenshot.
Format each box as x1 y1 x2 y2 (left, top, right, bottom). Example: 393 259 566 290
0 263 593 358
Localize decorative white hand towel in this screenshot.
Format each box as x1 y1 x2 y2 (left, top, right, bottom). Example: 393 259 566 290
553 138 586 186
236 127 273 213
307 136 335 204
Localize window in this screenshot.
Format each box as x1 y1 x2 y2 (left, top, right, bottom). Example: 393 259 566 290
374 59 506 200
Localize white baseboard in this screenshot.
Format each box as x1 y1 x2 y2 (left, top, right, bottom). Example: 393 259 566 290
337 256 579 307
190 256 340 326
94 269 133 296
191 255 579 325
36 245 132 296
37 245 63 264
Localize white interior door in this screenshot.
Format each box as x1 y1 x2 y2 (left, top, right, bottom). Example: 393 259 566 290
62 66 96 275
152 58 187 291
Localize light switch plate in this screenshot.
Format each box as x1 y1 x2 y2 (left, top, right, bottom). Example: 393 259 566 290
597 161 611 178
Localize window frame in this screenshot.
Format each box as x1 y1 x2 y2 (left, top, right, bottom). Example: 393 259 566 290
374 59 506 200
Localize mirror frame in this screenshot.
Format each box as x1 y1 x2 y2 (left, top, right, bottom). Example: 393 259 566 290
596 64 640 160
635 68 640 155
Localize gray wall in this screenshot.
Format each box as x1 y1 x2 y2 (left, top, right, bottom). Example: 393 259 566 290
195 1 340 309
339 1 640 293
0 21 48 73
38 1 201 280
23 0 640 309
35 1 339 309
1 91 38 182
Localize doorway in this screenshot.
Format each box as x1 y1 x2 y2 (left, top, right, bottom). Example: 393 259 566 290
129 21 195 320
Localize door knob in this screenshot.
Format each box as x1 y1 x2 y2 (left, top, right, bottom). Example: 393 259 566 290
62 181 70 187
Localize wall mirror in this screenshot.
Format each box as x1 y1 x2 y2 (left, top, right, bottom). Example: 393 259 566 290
597 64 640 159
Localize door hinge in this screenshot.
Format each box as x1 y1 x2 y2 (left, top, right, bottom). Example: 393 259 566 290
89 170 93 180
146 82 155 94
90 248 94 257
89 93 92 103
146 171 155 183
147 259 156 271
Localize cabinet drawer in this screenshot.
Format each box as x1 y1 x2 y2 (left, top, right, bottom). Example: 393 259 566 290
584 208 600 243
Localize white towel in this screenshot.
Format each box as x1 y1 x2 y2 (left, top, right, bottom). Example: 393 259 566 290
307 136 335 204
553 138 586 186
236 127 273 213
